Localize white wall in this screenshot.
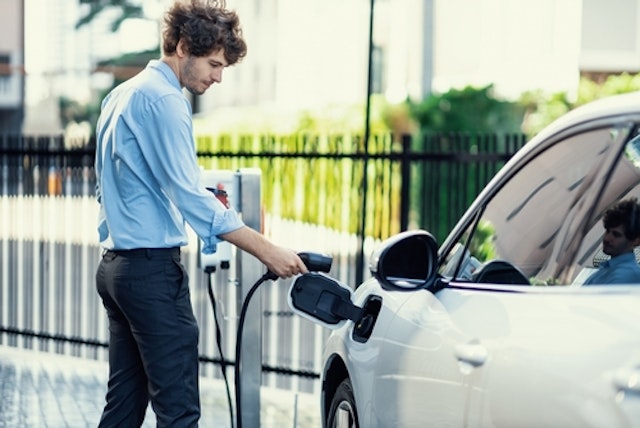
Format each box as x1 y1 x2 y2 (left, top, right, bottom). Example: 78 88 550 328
580 0 640 72
205 0 587 112
200 0 372 112
432 0 583 99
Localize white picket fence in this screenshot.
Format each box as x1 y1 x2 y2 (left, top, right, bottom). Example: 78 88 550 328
0 195 378 395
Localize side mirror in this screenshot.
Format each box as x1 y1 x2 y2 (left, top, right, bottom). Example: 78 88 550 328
369 230 439 291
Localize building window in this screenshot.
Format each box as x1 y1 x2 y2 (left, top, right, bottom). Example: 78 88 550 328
0 53 11 76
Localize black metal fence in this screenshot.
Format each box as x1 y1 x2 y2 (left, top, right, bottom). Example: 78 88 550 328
0 131 526 393
1 131 526 240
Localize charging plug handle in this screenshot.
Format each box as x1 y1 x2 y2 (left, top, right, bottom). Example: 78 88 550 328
265 251 332 281
298 251 332 273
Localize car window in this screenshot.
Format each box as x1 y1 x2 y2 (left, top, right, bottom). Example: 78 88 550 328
440 125 632 285
572 132 640 282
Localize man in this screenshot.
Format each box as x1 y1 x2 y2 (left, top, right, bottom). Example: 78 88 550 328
94 1 308 426
583 198 640 285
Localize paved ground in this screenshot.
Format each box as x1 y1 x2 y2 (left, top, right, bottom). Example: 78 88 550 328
0 345 321 427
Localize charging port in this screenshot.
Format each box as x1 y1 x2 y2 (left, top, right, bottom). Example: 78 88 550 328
352 295 382 343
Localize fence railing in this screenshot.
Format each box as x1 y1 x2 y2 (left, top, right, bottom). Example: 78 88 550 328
0 131 526 394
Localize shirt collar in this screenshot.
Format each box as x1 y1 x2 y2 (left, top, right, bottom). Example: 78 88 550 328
147 59 181 91
607 251 636 267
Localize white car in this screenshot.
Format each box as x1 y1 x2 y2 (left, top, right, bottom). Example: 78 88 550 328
290 92 640 427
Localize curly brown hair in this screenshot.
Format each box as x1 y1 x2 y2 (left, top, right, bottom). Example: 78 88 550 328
162 0 247 65
603 197 640 240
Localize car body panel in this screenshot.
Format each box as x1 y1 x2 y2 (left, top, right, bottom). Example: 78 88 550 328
440 285 640 427
324 282 640 427
308 92 640 428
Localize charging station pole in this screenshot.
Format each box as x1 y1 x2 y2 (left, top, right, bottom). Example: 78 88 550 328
199 168 263 427
236 168 263 428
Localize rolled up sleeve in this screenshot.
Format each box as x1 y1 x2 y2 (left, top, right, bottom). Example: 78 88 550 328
201 208 245 254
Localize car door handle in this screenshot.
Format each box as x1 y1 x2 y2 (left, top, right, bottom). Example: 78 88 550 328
454 342 489 367
612 367 640 394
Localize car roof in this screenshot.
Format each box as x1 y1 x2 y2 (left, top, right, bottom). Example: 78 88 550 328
530 90 640 147
440 91 640 254
495 90 640 182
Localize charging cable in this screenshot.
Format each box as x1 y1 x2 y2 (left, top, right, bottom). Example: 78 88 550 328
203 185 332 427
205 269 235 428
232 252 332 428
233 271 274 428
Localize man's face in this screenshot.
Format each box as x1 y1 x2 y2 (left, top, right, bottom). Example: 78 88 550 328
180 48 228 96
602 224 636 257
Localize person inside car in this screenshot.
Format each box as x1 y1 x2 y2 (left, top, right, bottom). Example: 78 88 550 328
583 197 640 285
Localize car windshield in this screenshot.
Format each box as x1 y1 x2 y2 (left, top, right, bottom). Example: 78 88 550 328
441 124 639 286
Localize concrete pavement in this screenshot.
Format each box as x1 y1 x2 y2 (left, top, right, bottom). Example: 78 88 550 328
0 345 321 427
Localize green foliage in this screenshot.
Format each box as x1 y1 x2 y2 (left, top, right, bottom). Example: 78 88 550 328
468 220 497 261
195 133 403 239
76 0 144 31
520 73 640 135
97 48 160 71
194 95 395 136
519 90 572 136
407 75 640 138
408 85 525 133
576 73 640 104
59 96 102 132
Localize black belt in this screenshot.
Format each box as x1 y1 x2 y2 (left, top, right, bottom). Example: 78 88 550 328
106 247 180 258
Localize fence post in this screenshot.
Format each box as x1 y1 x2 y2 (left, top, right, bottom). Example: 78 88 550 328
400 134 411 232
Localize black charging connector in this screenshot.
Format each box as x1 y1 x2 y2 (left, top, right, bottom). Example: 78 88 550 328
298 252 333 274
264 251 333 281
289 272 362 326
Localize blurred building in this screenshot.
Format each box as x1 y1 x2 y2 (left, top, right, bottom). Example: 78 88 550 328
21 0 131 135
8 0 640 136
197 0 426 113
0 0 25 135
580 0 640 79
198 0 640 116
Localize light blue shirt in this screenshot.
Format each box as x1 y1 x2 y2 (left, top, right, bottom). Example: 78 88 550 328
95 60 244 253
582 252 640 285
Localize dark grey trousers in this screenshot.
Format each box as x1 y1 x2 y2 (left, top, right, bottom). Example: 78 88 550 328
96 248 200 427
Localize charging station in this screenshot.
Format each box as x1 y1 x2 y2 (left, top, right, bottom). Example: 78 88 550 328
199 168 237 273
198 168 263 428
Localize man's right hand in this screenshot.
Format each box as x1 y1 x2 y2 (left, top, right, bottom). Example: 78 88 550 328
220 226 308 278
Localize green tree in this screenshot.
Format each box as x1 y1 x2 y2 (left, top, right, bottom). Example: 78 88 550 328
408 84 525 133
520 73 640 135
519 90 572 136
59 96 102 129
76 0 145 31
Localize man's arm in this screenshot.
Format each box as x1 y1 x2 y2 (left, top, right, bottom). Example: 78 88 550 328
220 226 308 278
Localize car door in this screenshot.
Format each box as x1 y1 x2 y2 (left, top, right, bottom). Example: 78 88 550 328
369 288 470 427
437 285 640 427
437 121 640 426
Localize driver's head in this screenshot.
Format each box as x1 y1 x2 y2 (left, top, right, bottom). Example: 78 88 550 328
603 198 640 240
601 198 640 256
